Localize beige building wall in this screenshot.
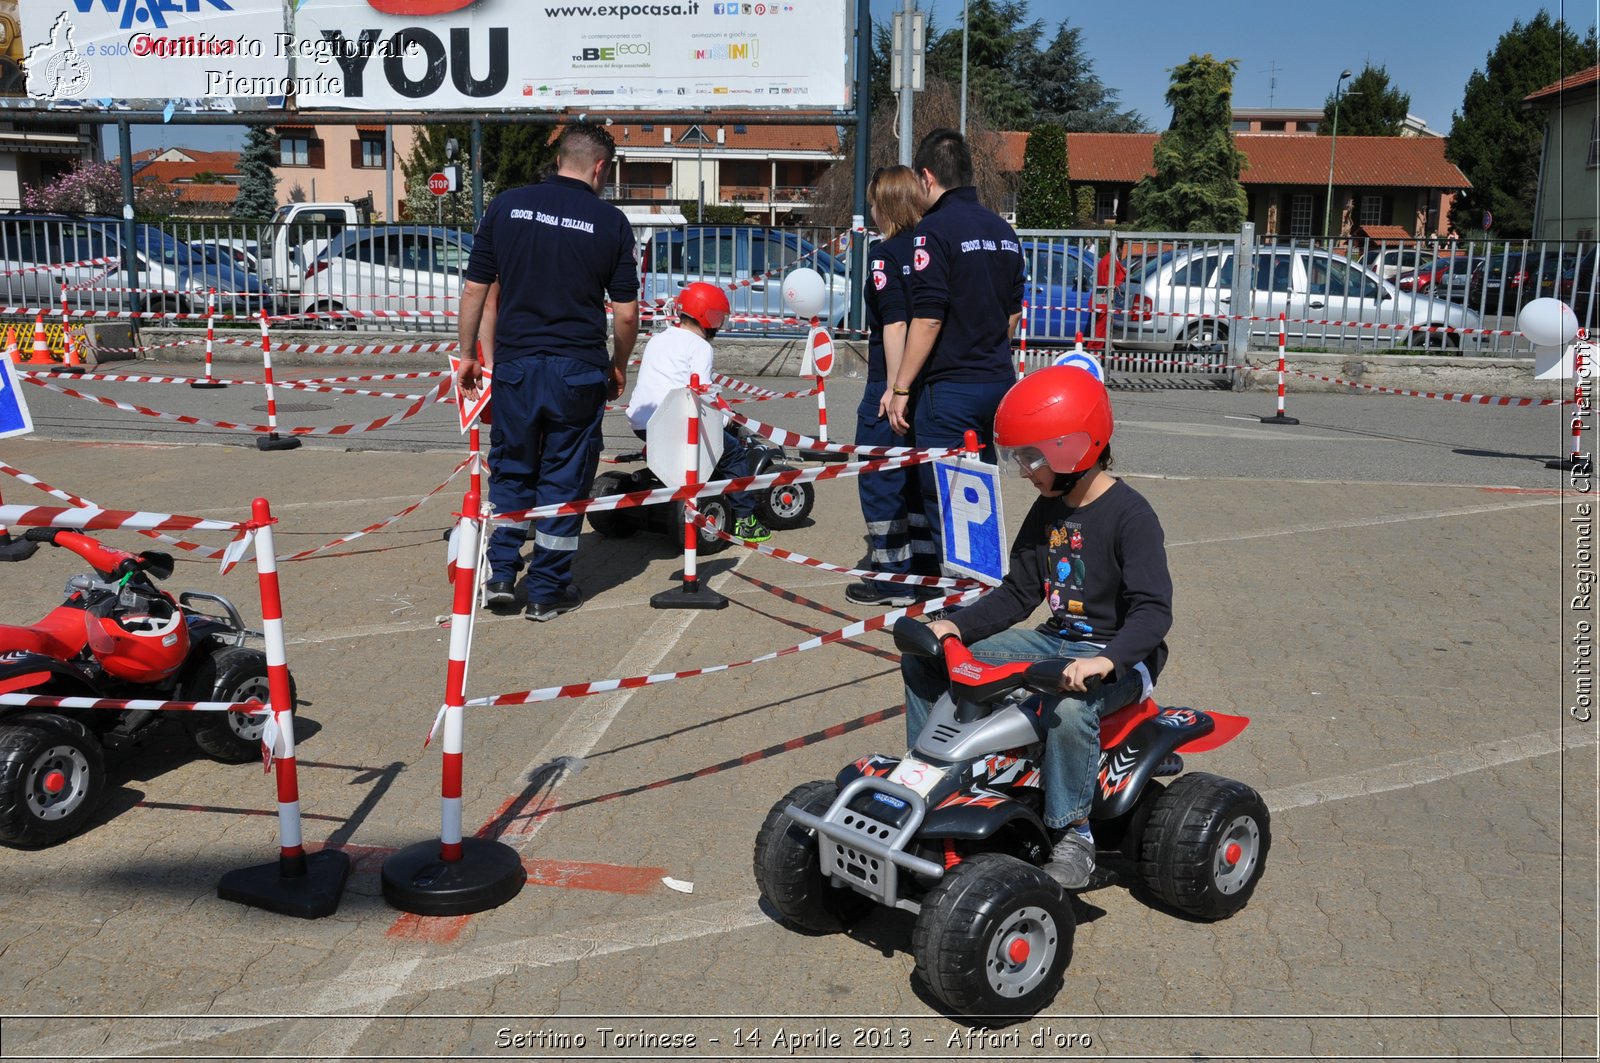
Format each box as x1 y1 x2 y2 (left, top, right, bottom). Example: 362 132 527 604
275 124 417 221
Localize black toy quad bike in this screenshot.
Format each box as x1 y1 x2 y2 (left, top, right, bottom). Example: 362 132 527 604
587 435 815 554
753 617 1270 1020
0 527 293 847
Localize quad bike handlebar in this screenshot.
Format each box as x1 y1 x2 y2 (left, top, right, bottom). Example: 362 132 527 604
891 616 1081 704
23 528 174 582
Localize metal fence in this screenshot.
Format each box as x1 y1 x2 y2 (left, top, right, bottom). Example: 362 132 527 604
3 214 1593 358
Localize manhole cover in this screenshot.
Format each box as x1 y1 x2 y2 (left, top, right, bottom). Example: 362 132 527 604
251 402 334 413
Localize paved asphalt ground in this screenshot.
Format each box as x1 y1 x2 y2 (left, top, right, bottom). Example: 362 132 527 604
0 356 1594 1061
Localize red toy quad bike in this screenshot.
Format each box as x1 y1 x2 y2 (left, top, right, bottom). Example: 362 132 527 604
0 527 293 847
753 616 1270 1021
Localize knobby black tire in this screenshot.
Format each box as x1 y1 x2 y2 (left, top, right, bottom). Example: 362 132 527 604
911 852 1073 1020
1138 771 1271 921
0 720 106 847
180 645 295 764
587 472 639 539
752 780 872 933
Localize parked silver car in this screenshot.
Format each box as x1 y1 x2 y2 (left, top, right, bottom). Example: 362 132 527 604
1112 244 1483 353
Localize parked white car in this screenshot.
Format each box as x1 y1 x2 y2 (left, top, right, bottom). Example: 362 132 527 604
1112 245 1483 353
296 226 471 330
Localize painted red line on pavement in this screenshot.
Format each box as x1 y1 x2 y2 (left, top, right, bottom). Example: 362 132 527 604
1478 486 1567 496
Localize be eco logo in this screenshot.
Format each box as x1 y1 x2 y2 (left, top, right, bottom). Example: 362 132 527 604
573 42 650 62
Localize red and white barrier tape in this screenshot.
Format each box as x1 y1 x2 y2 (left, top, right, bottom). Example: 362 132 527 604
0 460 227 558
279 458 470 563
461 589 979 710
688 508 976 588
0 256 117 279
18 369 430 400
1271 366 1565 406
712 395 957 458
1116 306 1520 339
493 447 953 524
214 337 463 356
0 692 266 714
0 504 244 533
21 375 451 436
81 338 202 355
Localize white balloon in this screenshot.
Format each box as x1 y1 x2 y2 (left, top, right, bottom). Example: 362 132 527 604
1517 297 1579 349
782 267 828 318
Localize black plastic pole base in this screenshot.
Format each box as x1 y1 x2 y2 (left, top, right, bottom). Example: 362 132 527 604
45 364 86 374
0 533 40 563
257 432 303 452
651 581 729 609
798 449 847 463
382 837 526 916
218 848 351 919
1547 455 1585 470
1259 414 1300 425
190 380 228 390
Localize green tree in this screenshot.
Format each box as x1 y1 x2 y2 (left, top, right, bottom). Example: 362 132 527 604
926 0 1039 131
1446 12 1597 237
232 124 279 220
1016 124 1074 228
480 123 558 191
1026 23 1146 132
1320 63 1410 137
1129 54 1248 232
401 123 487 226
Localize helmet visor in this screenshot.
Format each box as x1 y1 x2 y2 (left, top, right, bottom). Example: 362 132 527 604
997 432 1094 476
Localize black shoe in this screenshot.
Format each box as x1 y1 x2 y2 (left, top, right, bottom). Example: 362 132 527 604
526 584 583 622
483 580 517 610
844 580 917 607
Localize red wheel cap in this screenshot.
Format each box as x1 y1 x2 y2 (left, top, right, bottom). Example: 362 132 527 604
42 769 67 795
1223 841 1242 866
1006 936 1030 964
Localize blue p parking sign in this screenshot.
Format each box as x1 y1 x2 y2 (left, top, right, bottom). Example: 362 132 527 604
934 456 1007 586
0 357 35 441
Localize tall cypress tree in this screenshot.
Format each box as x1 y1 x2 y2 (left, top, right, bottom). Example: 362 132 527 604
232 124 279 220
1129 54 1248 233
1320 64 1410 137
1016 124 1073 228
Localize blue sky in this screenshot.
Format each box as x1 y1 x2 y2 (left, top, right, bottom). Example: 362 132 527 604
114 0 1596 156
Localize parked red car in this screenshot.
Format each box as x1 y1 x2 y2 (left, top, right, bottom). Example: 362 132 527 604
1396 255 1474 300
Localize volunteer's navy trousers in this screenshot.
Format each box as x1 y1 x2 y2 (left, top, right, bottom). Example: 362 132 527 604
857 380 934 578
912 377 1013 572
486 354 607 604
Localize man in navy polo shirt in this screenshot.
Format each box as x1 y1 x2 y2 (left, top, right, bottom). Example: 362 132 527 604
885 128 1025 572
456 124 640 622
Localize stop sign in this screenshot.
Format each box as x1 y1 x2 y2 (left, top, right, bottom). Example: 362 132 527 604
428 172 450 196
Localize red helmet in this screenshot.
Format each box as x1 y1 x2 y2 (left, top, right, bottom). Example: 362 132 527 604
677 281 730 331
84 589 190 684
993 366 1113 475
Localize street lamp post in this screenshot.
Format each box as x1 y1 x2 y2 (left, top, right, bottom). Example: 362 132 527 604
1323 68 1353 240
959 0 969 135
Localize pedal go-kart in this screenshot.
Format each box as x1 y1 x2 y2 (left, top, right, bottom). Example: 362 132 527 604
0 527 293 847
753 617 1270 1020
587 437 815 554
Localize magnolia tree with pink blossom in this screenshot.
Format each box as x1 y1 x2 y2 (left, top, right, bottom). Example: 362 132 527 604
21 161 183 217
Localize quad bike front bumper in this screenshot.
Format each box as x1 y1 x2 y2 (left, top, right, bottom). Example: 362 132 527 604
785 775 946 912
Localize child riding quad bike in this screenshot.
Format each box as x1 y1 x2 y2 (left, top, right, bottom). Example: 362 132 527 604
752 616 1270 1020
0 527 292 847
587 433 815 554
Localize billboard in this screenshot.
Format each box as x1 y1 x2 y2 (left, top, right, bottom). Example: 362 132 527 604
13 0 850 109
18 0 287 101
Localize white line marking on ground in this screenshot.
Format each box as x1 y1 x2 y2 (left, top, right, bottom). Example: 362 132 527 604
1169 496 1560 548
22 722 1591 1059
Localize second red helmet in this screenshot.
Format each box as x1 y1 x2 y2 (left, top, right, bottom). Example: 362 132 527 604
993 365 1113 475
677 281 730 331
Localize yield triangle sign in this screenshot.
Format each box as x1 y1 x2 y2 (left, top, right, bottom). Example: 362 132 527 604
808 325 835 378
448 353 493 432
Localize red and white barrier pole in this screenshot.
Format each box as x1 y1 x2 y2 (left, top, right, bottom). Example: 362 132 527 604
1551 341 1590 470
1260 311 1299 426
1016 300 1029 380
191 288 226 389
217 497 350 919
53 283 83 374
652 376 728 610
383 487 526 914
256 310 301 450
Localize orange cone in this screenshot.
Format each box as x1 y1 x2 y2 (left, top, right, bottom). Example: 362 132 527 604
3 326 17 365
61 325 84 370
23 313 55 367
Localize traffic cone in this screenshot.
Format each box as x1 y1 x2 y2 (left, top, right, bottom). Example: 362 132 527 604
3 326 18 365
23 313 55 367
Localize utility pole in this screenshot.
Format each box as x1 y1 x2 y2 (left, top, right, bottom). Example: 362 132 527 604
891 0 924 167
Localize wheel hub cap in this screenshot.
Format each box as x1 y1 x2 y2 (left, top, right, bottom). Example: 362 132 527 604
42 770 66 795
986 905 1058 998
1005 935 1031 964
